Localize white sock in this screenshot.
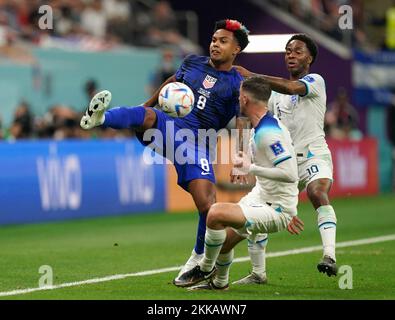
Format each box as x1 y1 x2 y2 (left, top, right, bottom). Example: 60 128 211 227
248 234 268 277
317 205 337 261
199 228 226 272
213 249 234 288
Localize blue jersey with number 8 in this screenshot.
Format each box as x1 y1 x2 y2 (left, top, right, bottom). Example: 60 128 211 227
174 54 242 132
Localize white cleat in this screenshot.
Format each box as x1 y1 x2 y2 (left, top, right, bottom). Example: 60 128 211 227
80 90 112 130
232 272 267 285
173 250 204 284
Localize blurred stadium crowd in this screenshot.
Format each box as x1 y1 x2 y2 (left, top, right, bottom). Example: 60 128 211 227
0 78 135 140
0 0 198 140
0 0 394 142
0 0 200 57
270 0 395 50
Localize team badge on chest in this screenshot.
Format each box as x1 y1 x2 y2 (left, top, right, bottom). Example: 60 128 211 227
202 75 217 89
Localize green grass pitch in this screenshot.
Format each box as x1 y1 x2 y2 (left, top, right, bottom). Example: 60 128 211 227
0 194 394 300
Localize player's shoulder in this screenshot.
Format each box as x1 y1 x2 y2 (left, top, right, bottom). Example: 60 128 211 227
254 113 282 139
229 66 243 80
229 70 243 94
300 73 325 85
214 67 242 98
182 54 207 64
254 114 291 152
231 69 243 88
220 67 242 94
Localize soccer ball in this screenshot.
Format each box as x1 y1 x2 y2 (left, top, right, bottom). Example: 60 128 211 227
158 82 194 118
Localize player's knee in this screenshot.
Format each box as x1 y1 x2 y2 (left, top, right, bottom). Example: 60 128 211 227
207 203 225 227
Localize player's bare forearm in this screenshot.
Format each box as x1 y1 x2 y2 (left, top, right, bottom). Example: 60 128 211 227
234 65 306 96
260 75 306 96
143 74 177 107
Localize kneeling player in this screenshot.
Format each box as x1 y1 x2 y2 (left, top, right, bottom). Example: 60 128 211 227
174 76 304 289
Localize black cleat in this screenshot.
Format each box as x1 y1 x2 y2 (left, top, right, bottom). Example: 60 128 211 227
173 265 216 287
188 280 229 291
317 255 338 277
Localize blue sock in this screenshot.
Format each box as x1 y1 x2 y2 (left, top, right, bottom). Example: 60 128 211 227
194 212 206 254
103 106 146 129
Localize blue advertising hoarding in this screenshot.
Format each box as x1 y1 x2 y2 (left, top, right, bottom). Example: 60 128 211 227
0 139 166 225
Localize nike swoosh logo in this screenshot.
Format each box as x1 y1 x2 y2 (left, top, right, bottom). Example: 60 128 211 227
201 172 211 176
323 227 335 230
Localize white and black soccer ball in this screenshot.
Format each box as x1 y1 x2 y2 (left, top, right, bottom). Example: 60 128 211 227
158 82 194 118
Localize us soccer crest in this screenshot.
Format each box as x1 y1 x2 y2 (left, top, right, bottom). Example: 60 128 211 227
202 75 217 89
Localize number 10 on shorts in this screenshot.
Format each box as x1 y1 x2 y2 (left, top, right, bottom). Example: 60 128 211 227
306 164 319 177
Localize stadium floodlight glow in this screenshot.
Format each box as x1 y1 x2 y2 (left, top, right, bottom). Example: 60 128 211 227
243 34 296 53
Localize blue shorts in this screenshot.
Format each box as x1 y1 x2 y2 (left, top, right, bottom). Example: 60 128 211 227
136 109 216 191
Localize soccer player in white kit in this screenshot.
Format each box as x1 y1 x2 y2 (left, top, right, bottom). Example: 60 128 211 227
174 76 304 289
234 34 338 281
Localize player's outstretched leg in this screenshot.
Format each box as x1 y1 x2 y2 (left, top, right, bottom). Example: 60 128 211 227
80 90 112 129
81 91 157 132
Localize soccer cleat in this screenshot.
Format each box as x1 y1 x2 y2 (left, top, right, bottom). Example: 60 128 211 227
188 280 229 291
174 250 204 282
173 265 216 287
80 90 112 130
317 255 338 277
232 272 267 285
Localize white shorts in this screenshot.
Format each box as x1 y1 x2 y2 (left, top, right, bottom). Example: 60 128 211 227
234 192 291 241
297 154 333 190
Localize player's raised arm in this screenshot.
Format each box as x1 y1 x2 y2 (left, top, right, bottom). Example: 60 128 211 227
143 74 177 107
256 75 307 96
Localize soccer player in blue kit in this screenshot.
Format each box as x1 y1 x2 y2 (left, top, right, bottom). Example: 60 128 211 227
80 19 250 284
